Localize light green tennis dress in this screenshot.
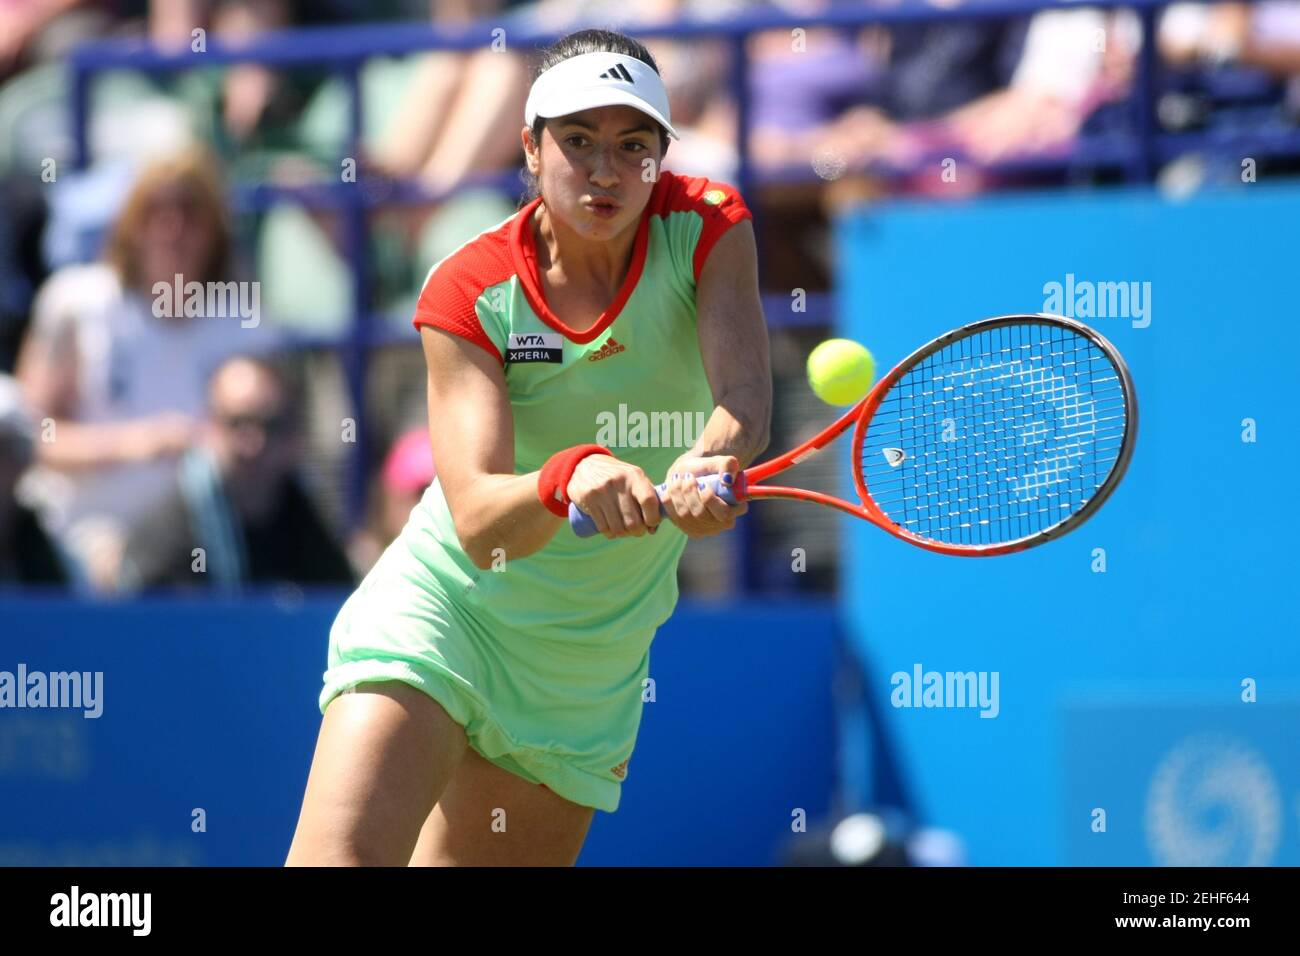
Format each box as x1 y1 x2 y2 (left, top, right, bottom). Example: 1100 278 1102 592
321 170 752 811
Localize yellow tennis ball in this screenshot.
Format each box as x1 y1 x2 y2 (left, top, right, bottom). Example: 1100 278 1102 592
807 338 875 406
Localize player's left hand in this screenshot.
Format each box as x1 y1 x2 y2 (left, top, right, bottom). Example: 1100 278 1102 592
661 455 748 538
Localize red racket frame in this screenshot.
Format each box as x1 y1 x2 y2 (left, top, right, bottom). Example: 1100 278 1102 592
730 313 1138 556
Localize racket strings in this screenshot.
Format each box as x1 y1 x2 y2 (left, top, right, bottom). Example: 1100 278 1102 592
860 322 1128 546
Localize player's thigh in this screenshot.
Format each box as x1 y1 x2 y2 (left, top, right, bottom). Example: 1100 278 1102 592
286 680 469 866
408 745 595 867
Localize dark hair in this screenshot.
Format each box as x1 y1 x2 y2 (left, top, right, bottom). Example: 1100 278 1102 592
522 29 669 205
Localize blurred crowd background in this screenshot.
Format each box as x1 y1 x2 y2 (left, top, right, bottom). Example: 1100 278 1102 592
1 0 1297 598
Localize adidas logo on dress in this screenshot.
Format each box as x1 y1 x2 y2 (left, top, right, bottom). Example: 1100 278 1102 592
587 337 626 362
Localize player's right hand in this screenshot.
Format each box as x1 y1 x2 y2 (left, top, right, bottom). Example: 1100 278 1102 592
566 454 662 539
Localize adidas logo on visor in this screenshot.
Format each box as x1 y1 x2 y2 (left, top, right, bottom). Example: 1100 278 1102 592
598 63 635 83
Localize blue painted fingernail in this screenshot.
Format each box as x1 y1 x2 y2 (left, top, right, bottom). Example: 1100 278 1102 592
721 473 734 485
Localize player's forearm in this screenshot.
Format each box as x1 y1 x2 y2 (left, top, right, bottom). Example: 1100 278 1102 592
449 471 562 569
686 383 772 467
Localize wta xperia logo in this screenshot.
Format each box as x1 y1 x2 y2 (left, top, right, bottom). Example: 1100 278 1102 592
0 664 103 718
1041 274 1151 329
507 332 563 364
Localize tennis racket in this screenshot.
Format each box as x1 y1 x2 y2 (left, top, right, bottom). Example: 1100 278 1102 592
570 313 1137 556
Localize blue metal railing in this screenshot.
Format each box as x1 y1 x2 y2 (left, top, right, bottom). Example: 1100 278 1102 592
64 0 1288 592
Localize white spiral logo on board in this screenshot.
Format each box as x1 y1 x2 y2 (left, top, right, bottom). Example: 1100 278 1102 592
1145 735 1281 866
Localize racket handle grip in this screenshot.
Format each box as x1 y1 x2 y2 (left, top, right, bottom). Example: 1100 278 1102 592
568 473 739 538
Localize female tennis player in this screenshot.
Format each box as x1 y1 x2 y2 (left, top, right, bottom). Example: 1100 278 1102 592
286 28 771 866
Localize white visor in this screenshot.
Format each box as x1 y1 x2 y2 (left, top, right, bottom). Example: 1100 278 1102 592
525 51 679 141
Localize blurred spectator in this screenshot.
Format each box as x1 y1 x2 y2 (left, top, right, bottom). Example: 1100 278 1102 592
15 146 265 592
149 0 298 144
937 9 1133 168
750 1 1032 172
647 0 756 184
745 3 1144 185
347 425 435 575
1155 2 1300 184
0 374 72 586
1161 2 1300 80
370 0 531 194
118 354 354 592
0 174 50 373
370 0 733 191
749 21 886 173
0 0 104 80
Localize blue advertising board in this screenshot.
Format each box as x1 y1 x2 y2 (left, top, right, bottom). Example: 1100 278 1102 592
0 594 836 865
834 183 1300 864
